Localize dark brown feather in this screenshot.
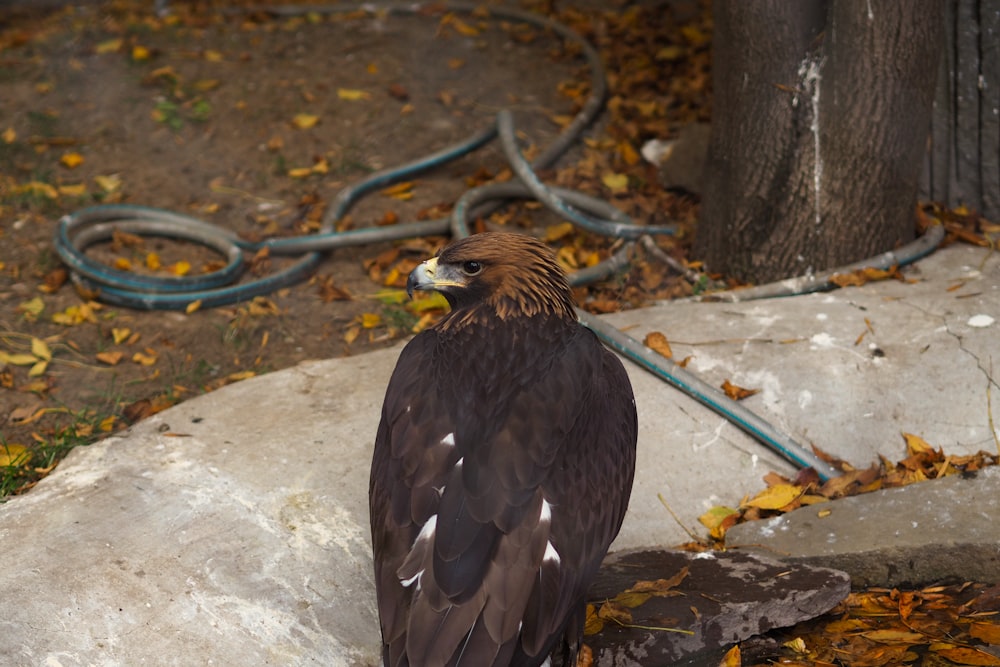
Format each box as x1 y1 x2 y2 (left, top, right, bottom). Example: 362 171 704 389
370 233 637 666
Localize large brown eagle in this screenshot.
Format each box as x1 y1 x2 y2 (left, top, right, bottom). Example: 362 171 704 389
370 232 637 666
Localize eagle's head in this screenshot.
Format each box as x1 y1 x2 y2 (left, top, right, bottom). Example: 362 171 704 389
406 232 575 322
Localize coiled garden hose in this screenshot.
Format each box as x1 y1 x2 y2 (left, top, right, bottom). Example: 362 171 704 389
53 2 947 482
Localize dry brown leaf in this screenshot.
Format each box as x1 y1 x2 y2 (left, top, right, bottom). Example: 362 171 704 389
721 379 759 400
35 268 66 295
643 331 673 359
718 645 740 667
96 351 124 366
583 604 603 636
596 600 633 626
969 621 1000 645
860 628 927 644
930 644 1000 666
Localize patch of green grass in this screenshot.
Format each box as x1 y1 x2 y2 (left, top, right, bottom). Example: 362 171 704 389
335 139 376 175
158 356 222 394
0 139 34 171
153 100 185 130
152 96 213 131
382 303 418 332
0 408 116 500
190 98 212 122
26 109 59 137
272 152 287 175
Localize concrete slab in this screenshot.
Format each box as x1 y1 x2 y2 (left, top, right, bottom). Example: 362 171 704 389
0 352 387 666
726 465 1000 587
0 242 997 664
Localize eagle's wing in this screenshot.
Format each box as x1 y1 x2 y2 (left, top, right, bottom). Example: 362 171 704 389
370 325 636 666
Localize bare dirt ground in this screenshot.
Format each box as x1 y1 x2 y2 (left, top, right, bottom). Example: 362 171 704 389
0 0 708 491
8 4 1000 664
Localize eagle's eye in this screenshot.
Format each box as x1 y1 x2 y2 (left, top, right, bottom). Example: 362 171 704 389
461 261 483 276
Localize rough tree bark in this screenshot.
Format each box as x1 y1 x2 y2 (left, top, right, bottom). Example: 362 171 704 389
696 0 943 285
922 0 1000 222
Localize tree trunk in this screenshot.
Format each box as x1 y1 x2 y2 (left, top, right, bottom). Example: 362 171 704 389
696 0 943 285
922 0 1000 222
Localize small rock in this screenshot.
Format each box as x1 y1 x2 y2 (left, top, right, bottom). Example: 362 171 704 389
585 548 850 666
651 123 712 195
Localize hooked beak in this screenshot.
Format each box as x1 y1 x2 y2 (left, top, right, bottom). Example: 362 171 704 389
406 256 466 299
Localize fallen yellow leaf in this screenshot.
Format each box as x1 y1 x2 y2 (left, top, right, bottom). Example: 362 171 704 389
782 637 807 653
52 303 100 325
132 350 158 366
288 167 314 179
0 352 39 366
720 645 741 667
94 174 122 193
337 88 371 101
58 183 87 197
655 45 685 62
170 261 191 276
408 292 449 313
543 221 574 242
132 45 151 61
601 172 629 192
380 181 415 198
18 297 45 320
95 38 123 54
440 13 480 36
31 337 52 361
59 152 83 169
902 432 935 455
0 443 31 467
311 157 329 174
291 113 319 129
193 79 221 92
697 505 739 540
618 141 640 166
744 484 803 510
2 127 16 143
18 181 58 199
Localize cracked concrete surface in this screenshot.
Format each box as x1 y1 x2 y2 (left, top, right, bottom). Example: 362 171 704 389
0 243 997 665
